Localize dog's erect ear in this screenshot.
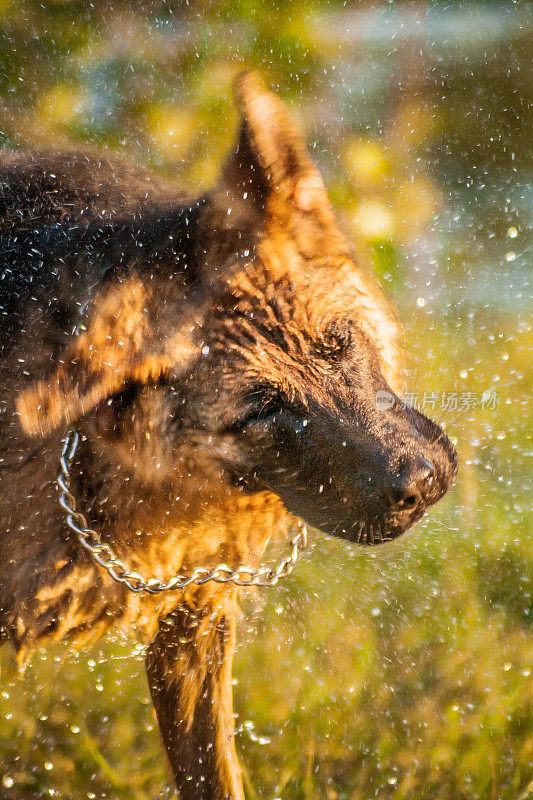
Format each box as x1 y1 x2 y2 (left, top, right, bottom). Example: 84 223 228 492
221 71 349 263
233 71 318 196
17 277 180 437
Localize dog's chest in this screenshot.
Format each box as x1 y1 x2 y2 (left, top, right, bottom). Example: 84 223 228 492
1 461 289 662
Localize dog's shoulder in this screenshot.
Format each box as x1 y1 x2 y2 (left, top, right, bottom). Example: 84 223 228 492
0 149 202 363
0 148 187 227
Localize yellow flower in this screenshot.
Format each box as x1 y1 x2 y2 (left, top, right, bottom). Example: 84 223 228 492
146 105 197 160
351 201 396 240
38 84 86 127
344 140 390 186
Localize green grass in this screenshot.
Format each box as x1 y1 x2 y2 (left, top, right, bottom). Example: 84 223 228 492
1 498 532 799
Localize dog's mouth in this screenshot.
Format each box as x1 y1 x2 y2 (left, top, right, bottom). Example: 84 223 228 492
315 508 427 545
329 520 405 546
261 454 455 547
284 506 426 546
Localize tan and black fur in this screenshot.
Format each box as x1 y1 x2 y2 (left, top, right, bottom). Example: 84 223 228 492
0 73 456 799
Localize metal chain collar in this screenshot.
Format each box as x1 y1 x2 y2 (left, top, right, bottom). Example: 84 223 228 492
58 431 307 594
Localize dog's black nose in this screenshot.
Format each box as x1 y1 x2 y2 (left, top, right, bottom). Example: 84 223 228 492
385 457 436 513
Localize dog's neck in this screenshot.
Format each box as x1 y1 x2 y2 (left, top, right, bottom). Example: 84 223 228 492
0 428 288 664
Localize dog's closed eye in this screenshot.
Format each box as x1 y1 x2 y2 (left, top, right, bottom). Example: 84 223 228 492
229 388 307 434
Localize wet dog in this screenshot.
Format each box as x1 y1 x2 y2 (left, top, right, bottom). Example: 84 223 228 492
0 72 456 799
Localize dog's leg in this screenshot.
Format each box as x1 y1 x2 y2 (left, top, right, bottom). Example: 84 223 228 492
146 596 244 800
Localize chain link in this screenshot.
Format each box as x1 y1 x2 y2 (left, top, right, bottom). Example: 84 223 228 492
57 431 307 594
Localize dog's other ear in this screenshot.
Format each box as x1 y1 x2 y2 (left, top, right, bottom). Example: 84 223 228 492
219 70 349 264
16 277 179 437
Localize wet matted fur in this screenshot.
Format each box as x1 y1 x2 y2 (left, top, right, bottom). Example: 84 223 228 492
0 72 456 799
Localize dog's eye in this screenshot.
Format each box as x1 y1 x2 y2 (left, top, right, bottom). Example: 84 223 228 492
238 394 285 428
230 389 305 433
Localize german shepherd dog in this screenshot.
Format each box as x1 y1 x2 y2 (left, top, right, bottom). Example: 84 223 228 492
0 73 456 798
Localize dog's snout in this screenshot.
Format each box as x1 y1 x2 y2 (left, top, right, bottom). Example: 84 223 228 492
385 457 436 513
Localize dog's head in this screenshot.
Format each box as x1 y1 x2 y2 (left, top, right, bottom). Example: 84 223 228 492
17 72 456 544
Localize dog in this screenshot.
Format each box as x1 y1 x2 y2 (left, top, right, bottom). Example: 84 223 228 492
0 72 457 799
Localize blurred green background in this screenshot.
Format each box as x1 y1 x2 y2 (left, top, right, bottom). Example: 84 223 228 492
0 0 531 798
